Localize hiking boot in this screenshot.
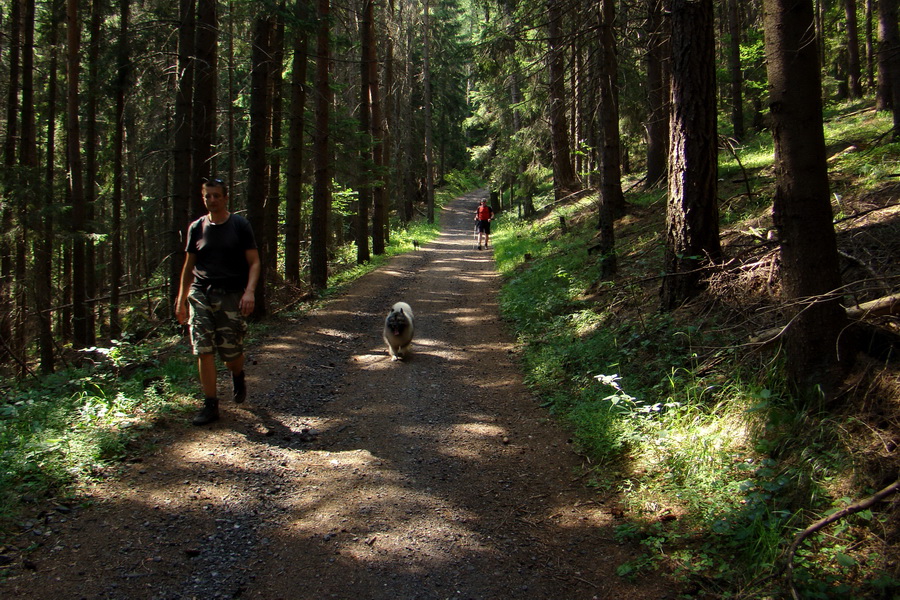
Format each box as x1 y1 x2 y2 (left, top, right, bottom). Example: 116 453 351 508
232 371 247 404
477 245 482 250
192 397 220 425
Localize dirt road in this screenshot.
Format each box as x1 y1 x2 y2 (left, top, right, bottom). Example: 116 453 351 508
2 191 672 599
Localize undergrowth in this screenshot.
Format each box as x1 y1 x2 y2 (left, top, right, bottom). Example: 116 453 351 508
0 336 198 520
493 103 900 598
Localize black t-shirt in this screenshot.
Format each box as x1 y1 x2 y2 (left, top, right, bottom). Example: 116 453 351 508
185 214 257 292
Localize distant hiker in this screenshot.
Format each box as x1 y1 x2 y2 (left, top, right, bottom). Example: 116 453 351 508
175 178 261 426
474 198 494 250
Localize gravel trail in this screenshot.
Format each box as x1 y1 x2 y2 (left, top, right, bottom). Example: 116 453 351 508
1 191 673 600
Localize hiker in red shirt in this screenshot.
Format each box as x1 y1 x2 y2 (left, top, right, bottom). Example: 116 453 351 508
474 199 494 250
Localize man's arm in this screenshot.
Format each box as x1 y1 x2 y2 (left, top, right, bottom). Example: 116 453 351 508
175 253 197 325
241 248 261 316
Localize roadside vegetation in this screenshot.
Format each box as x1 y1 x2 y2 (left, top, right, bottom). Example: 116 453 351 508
493 101 899 599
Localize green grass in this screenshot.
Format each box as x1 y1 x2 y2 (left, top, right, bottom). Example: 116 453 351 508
0 337 199 520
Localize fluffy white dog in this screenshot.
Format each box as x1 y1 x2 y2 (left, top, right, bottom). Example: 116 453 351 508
383 302 414 361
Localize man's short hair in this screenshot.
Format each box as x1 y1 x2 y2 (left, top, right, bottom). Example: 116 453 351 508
203 177 228 196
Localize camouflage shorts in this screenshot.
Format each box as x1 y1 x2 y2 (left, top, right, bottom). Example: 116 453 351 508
187 286 247 362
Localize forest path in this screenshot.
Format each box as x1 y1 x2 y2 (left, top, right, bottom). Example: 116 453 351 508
3 191 672 599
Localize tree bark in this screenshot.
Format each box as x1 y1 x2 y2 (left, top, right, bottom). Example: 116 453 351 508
423 0 435 223
878 0 900 136
369 0 386 255
845 0 863 98
597 0 625 219
402 7 415 224
357 0 373 264
37 0 62 372
644 0 668 189
866 0 875 89
310 0 332 289
84 0 101 346
248 14 273 315
546 0 578 201
727 0 745 140
226 0 236 194
284 0 309 284
193 0 218 216
764 0 851 393
2 0 22 360
382 17 394 240
171 0 195 314
67 0 89 347
110 0 130 341
18 0 37 372
660 0 720 310
266 12 285 278
594 0 622 279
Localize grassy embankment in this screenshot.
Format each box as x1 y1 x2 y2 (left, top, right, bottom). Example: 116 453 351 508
493 101 899 598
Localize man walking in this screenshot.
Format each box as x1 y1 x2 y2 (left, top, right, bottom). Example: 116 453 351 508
474 198 494 250
175 179 261 425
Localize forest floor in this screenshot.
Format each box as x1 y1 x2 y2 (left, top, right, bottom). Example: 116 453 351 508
0 190 675 599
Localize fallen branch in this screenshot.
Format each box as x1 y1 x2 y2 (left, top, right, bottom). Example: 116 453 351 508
750 293 900 345
844 293 900 318
832 202 900 225
744 478 900 599
785 479 900 600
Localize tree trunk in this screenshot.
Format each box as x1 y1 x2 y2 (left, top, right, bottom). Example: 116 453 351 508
310 0 332 289
67 0 89 348
248 14 273 315
84 0 101 346
18 0 37 372
226 0 236 194
764 0 851 394
878 0 900 136
171 0 195 315
595 0 623 279
110 0 130 341
546 0 578 201
573 42 584 180
644 0 668 189
866 0 875 89
423 0 435 223
402 13 415 224
2 0 22 360
369 0 386 255
357 0 373 264
597 0 625 216
845 0 864 98
284 0 309 284
660 0 720 310
383 19 395 241
728 0 745 140
193 0 218 216
266 13 285 279
37 0 62 372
